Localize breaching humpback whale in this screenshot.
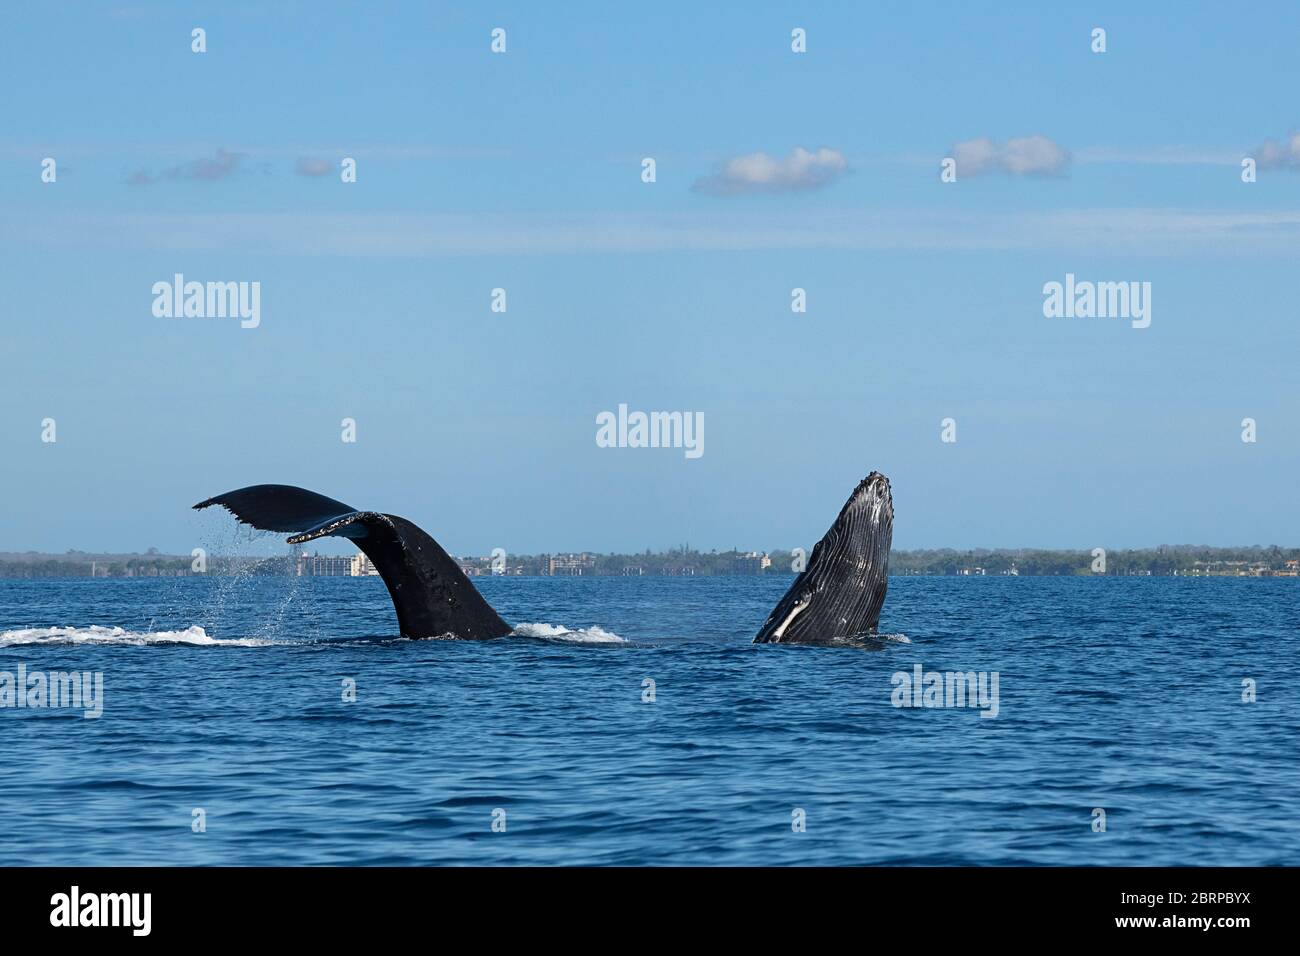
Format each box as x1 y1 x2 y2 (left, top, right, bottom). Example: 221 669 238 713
194 472 893 644
751 472 893 644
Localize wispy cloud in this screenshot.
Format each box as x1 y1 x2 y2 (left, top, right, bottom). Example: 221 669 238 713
11 208 1300 258
1 143 509 161
189 149 241 180
692 147 848 196
950 135 1070 177
128 148 241 185
1254 132 1300 169
1073 146 1240 166
294 157 332 177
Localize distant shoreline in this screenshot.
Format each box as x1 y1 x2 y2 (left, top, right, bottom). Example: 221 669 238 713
3 546 1298 579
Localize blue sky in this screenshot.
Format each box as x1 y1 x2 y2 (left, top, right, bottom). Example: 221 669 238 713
2 1 1298 554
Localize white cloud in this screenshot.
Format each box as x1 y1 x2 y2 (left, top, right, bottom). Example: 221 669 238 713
693 147 848 195
12 207 1300 258
950 135 1069 177
1255 132 1300 169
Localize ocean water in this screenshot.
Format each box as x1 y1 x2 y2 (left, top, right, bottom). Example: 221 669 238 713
0 574 1296 866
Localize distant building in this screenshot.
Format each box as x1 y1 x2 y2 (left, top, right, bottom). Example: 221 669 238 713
548 553 595 576
732 551 772 574
1188 559 1276 577
296 552 353 577
455 555 525 576
294 551 380 577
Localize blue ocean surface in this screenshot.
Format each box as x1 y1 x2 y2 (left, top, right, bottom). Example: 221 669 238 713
0 574 1296 866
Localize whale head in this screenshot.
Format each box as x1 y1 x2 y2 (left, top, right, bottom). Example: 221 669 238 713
754 471 893 644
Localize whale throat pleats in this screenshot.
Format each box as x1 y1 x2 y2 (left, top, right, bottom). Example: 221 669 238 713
753 472 893 644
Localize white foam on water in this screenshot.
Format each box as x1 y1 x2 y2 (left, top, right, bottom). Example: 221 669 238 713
511 622 626 644
0 625 278 648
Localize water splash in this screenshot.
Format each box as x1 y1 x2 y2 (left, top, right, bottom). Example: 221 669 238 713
0 625 278 648
511 622 626 644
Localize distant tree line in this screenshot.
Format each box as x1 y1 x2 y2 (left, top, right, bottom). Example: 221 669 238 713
2 545 1297 578
888 545 1300 576
0 557 192 578
0 553 282 579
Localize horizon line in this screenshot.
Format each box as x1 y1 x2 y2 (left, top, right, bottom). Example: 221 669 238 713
5 544 1299 559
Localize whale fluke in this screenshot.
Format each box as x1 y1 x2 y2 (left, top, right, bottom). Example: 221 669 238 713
753 472 893 644
195 484 511 640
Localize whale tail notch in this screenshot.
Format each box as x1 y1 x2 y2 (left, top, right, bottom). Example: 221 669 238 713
194 484 512 640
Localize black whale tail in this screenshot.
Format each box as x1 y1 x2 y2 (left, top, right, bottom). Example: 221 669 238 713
194 484 512 640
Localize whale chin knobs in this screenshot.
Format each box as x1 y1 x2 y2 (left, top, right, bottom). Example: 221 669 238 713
753 472 894 645
194 484 512 641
